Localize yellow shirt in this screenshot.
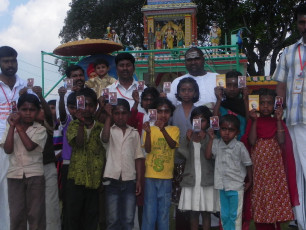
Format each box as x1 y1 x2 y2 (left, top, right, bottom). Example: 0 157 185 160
143 126 179 179
85 74 116 98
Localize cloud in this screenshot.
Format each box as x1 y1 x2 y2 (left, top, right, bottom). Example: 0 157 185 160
0 0 70 55
0 0 71 99
0 0 9 12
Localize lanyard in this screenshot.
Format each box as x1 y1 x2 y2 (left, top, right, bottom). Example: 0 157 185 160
0 85 16 105
298 45 306 74
115 81 134 100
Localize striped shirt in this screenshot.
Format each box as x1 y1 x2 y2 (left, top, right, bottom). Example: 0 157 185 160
272 38 306 126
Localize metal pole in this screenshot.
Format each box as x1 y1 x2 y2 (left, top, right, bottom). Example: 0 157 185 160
41 51 45 97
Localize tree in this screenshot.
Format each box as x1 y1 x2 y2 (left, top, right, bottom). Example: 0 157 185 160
59 0 144 46
59 0 301 76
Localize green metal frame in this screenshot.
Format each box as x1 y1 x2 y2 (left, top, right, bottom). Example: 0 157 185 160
41 51 81 97
41 44 244 96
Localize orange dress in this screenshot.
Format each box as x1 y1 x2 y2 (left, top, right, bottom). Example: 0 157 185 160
252 136 294 223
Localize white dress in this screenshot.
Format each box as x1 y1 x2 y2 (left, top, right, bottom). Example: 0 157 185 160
178 142 219 212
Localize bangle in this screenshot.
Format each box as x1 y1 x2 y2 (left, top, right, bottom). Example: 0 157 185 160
277 129 285 132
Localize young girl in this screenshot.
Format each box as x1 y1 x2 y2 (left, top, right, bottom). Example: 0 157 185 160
205 114 253 230
2 93 47 230
241 88 299 230
171 77 199 209
177 106 219 230
172 77 199 141
213 70 249 140
142 98 180 230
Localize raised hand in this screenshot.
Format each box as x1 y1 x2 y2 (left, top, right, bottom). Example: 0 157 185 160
132 90 140 104
214 86 223 101
32 86 43 99
143 121 151 133
58 86 67 97
274 107 283 121
249 109 257 121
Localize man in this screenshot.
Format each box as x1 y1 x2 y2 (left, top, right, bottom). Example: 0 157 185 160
107 52 146 109
273 4 306 230
0 46 27 230
167 47 218 107
55 64 85 119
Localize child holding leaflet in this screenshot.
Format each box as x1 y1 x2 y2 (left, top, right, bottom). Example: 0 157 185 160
205 114 252 230
142 98 180 230
2 93 47 230
242 88 299 230
65 88 105 230
101 98 144 230
177 106 219 230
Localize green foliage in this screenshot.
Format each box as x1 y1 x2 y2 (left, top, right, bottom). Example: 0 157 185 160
59 0 302 76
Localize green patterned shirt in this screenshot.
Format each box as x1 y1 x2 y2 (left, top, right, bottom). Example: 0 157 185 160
67 120 105 189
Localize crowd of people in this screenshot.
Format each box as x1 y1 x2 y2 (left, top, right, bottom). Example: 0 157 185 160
1 4 306 230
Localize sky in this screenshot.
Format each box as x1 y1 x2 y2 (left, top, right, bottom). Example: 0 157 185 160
0 0 71 100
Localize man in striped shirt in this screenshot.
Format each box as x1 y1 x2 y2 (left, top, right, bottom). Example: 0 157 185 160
273 4 306 229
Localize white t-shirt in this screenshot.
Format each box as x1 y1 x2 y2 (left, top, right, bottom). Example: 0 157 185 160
167 72 218 107
107 79 146 109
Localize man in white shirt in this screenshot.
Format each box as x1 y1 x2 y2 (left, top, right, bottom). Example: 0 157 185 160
0 46 27 230
167 47 218 107
107 52 145 109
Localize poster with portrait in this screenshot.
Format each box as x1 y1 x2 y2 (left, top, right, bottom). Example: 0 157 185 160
163 82 171 94
109 92 117 105
193 118 201 132
274 96 283 110
210 116 219 130
216 75 226 88
238 76 246 88
248 95 259 111
77 95 85 110
27 78 34 88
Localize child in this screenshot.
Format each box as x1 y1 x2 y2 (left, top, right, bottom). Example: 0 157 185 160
65 88 106 230
58 88 76 205
171 77 199 227
241 88 299 230
2 93 47 230
177 106 219 230
172 77 199 142
129 87 160 134
85 58 116 97
33 86 61 230
128 87 160 228
205 114 252 230
213 70 249 140
142 98 180 230
101 98 144 230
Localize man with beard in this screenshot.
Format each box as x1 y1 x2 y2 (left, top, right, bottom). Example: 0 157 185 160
273 4 306 229
167 47 218 107
56 65 85 118
0 46 27 230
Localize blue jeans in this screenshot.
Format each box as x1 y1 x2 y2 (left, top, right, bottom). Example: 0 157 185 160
105 179 136 230
142 178 172 230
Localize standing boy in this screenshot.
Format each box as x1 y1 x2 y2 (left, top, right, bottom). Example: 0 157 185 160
205 115 252 230
65 88 106 230
101 98 144 230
